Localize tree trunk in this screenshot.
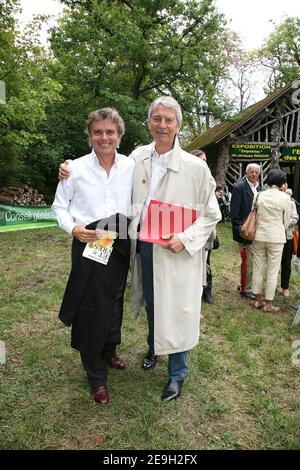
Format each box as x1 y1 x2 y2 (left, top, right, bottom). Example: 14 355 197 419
215 139 230 187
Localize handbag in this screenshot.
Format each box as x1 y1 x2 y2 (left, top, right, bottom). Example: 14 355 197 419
293 230 299 255
240 193 260 241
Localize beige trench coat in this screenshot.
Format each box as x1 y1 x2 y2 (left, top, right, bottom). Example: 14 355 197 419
129 137 221 355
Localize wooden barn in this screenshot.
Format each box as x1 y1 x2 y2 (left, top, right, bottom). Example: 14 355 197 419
186 80 300 200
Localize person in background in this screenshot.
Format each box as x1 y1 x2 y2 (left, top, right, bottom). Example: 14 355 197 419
190 149 217 304
230 163 261 300
191 149 207 162
215 185 231 222
52 108 135 405
251 169 291 312
280 188 299 298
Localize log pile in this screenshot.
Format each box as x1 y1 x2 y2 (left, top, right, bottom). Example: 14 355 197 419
0 185 47 206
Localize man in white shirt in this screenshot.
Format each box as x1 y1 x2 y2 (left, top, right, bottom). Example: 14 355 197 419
52 108 135 405
230 163 261 299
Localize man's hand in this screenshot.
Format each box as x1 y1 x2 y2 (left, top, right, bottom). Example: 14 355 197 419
59 159 72 181
162 233 185 253
72 224 98 243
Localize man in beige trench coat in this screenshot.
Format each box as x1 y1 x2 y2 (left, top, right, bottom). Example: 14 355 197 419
129 96 221 401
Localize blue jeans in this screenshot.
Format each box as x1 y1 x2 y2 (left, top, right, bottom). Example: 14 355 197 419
139 241 188 381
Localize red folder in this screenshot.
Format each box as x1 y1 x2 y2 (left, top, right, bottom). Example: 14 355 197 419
139 199 199 245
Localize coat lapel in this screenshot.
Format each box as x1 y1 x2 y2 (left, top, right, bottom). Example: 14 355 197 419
166 136 181 173
141 147 152 182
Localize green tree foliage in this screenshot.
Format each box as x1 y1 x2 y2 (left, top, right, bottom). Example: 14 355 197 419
28 58 91 201
1 0 237 198
0 0 61 190
256 17 300 92
49 0 234 152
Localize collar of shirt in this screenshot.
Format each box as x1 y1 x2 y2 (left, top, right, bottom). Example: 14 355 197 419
91 148 120 170
151 143 173 167
246 177 259 194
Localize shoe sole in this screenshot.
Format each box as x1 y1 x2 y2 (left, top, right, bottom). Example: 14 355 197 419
142 362 157 370
161 394 180 402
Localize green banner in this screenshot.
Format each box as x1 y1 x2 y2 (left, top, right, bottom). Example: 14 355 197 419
282 147 300 161
230 144 271 158
0 204 57 232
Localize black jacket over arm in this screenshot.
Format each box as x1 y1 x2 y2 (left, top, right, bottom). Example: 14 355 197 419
230 178 261 244
59 213 130 354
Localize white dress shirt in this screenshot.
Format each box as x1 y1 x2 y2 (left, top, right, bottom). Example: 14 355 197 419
52 150 135 235
246 177 259 196
142 144 172 221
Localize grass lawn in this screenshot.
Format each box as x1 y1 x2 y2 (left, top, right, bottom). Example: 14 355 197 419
0 223 299 450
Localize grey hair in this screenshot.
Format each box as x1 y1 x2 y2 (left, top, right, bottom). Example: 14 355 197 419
245 163 260 173
191 149 206 158
85 107 125 147
148 96 183 126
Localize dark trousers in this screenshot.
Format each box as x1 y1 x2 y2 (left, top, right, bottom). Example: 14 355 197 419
281 239 294 289
139 241 155 354
80 297 122 388
139 241 188 381
203 250 212 294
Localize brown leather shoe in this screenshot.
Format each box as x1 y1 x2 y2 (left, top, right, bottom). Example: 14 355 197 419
106 356 126 369
91 386 109 405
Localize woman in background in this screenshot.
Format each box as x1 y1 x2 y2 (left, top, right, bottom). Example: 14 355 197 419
251 169 291 312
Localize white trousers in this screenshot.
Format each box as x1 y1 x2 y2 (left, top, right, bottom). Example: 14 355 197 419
251 240 284 301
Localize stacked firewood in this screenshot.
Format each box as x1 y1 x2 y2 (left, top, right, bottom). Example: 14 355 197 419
0 185 47 206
